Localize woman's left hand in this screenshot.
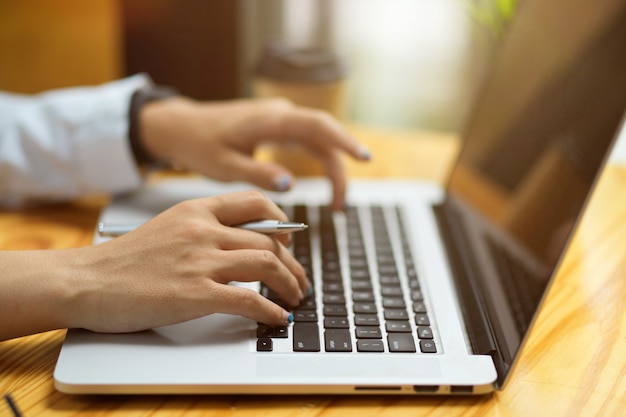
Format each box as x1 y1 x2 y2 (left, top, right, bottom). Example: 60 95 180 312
139 97 371 210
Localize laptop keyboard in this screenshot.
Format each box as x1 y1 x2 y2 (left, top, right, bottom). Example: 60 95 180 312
256 205 438 354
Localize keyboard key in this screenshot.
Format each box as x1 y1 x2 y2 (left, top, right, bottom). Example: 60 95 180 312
293 323 320 352
417 326 434 339
294 310 318 322
415 313 431 326
375 245 393 257
353 302 377 314
410 289 424 301
413 301 427 313
351 281 373 291
384 309 409 320
324 317 350 329
322 271 342 282
256 324 288 338
324 304 348 316
323 294 346 304
256 338 272 352
298 297 317 310
325 329 353 352
387 333 417 353
256 325 273 338
353 292 375 302
273 326 288 338
349 258 368 269
379 275 401 285
383 297 406 309
385 321 412 333
323 249 340 261
381 286 404 297
355 326 382 339
377 254 395 265
379 265 398 275
354 314 380 326
357 339 385 352
351 270 371 280
408 278 421 289
323 282 344 293
406 267 418 280
419 339 437 353
323 260 340 272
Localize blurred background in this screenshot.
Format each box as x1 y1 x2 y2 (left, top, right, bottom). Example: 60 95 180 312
1 0 624 161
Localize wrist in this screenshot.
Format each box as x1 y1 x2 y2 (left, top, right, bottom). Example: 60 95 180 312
0 250 82 339
128 85 180 168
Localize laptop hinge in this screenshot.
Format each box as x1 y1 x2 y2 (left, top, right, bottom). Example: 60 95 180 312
433 201 498 357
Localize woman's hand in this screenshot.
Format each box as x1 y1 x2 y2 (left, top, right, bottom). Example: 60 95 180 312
139 97 371 210
60 190 308 334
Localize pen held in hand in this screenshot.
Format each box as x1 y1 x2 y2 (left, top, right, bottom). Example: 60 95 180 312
97 219 308 237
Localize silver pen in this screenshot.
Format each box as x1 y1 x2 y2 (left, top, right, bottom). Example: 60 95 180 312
97 219 308 237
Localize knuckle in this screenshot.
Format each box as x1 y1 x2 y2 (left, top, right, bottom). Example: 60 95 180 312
262 97 294 111
243 189 271 209
301 107 334 127
301 108 336 139
211 193 230 207
244 188 266 201
169 200 217 239
237 288 262 310
310 107 333 121
172 198 199 214
258 249 281 270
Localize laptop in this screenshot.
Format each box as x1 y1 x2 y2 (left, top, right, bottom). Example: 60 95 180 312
54 0 626 395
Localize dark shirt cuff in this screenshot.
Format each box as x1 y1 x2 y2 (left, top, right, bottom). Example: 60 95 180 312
128 85 179 167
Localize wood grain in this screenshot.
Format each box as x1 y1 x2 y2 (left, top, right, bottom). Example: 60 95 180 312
1 129 625 416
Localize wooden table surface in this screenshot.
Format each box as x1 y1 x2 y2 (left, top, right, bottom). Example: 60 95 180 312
1 126 625 416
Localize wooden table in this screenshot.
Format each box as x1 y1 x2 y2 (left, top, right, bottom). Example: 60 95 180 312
2 126 626 416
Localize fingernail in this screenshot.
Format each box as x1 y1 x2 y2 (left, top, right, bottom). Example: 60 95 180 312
359 146 371 161
306 286 314 297
272 175 292 192
283 312 294 325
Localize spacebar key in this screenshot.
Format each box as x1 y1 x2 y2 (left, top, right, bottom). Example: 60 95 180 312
293 323 321 352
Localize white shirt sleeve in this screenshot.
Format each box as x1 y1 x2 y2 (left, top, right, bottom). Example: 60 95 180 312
0 74 153 207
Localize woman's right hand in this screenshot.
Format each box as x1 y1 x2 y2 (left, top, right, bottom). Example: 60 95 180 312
62 190 309 334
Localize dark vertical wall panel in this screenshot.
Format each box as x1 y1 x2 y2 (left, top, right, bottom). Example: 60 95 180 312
121 0 239 100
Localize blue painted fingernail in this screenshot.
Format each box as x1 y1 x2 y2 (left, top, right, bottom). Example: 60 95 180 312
306 287 314 297
287 313 294 324
272 175 291 192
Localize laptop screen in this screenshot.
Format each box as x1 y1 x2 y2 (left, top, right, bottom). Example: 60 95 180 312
442 0 626 385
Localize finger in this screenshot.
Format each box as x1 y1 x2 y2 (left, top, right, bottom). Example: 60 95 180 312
278 107 371 161
204 209 292 248
321 150 348 210
229 224 292 247
203 190 288 227
211 284 293 327
217 227 297 271
222 151 295 193
209 249 307 306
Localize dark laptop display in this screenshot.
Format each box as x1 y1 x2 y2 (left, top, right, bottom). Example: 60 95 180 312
439 0 626 387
